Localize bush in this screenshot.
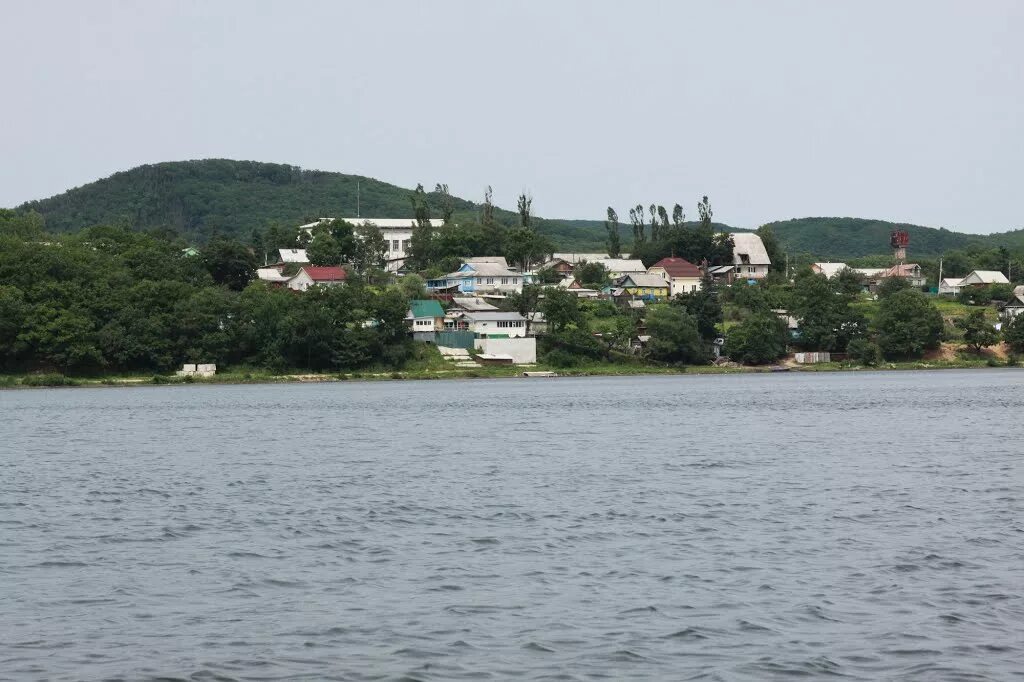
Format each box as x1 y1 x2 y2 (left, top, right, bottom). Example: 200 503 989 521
22 373 80 387
846 338 882 366
151 374 172 384
544 349 581 368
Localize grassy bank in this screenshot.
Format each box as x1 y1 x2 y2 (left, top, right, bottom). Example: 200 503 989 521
3 354 1019 389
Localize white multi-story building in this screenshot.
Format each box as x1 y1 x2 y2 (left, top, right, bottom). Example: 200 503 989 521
301 218 445 271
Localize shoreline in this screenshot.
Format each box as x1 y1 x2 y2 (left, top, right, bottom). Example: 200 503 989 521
3 358 1018 389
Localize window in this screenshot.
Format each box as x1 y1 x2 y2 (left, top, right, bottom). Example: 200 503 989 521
477 278 483 284
748 266 755 274
513 278 519 284
392 240 399 251
402 240 410 251
501 277 509 285
486 277 494 284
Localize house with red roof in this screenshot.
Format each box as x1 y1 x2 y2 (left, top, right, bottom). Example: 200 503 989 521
286 265 348 291
647 257 703 297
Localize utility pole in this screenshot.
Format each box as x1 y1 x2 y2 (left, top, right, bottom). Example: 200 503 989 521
938 257 943 292
356 180 360 218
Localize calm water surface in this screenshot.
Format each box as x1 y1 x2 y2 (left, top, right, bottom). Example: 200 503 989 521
2 371 1023 681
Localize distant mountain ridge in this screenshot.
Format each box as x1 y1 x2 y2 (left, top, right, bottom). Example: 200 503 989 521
14 159 1023 258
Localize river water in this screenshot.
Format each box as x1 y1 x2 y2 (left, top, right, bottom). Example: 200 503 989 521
2 370 1022 681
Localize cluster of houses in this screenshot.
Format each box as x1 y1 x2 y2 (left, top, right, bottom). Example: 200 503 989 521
810 261 928 289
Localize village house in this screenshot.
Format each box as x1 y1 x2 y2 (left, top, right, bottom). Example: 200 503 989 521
300 217 445 272
810 262 849 279
445 311 528 338
1000 295 1024 320
406 299 445 337
286 265 347 291
938 277 965 296
541 257 575 278
426 260 528 295
648 257 702 296
616 273 670 300
855 264 926 291
958 270 1010 288
704 264 738 285
730 233 771 280
882 264 927 288
557 277 601 298
592 258 647 279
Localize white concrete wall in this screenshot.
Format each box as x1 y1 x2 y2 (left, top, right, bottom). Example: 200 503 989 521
474 337 537 364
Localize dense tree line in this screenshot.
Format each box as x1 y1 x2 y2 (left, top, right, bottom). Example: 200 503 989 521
0 210 412 374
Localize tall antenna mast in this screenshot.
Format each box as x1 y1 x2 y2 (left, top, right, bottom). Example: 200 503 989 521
356 180 361 218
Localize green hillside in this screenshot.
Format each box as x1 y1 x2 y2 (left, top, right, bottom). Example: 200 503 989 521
15 159 1023 257
764 217 983 259
16 159 614 250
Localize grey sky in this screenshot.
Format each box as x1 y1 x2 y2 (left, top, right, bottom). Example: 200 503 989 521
2 1 1022 232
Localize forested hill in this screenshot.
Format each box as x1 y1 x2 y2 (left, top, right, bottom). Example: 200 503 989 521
16 159 612 250
764 217 985 259
16 159 1022 257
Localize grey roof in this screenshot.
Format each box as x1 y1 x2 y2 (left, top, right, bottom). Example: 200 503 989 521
278 248 308 263
708 264 735 274
466 256 510 268
445 262 519 278
621 273 670 288
730 233 771 266
450 296 499 311
961 270 1010 285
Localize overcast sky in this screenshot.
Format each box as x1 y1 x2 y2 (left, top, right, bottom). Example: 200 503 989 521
2 1 1022 232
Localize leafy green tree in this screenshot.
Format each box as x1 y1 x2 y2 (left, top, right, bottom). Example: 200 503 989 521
646 306 706 364
834 267 865 297
846 337 882 366
201 237 256 291
1002 313 1024 353
0 285 28 366
877 276 911 299
673 276 723 341
605 207 621 258
876 289 944 358
517 192 533 229
955 309 999 352
541 287 584 334
408 184 435 269
574 261 611 289
397 274 427 300
0 209 46 240
790 271 865 352
724 312 789 364
629 204 645 245
434 183 455 224
756 225 785 274
352 222 388 276
505 227 553 273
306 233 344 266
19 305 103 371
503 284 542 334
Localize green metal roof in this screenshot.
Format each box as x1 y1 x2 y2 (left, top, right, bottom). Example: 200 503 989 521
409 299 445 318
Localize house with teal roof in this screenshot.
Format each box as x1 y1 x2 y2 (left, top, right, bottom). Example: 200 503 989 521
406 299 446 336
